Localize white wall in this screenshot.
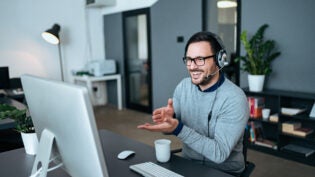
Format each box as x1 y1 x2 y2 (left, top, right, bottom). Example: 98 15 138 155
0 0 157 83
1 0 86 81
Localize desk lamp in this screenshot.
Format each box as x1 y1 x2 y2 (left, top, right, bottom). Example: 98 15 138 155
42 24 64 81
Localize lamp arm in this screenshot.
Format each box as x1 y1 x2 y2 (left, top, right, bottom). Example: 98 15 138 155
58 43 64 81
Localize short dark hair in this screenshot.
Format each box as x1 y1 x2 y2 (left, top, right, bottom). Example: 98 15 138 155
184 31 224 56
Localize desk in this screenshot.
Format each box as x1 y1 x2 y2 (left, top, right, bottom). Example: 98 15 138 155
73 75 122 110
0 130 233 177
5 89 25 102
1 88 25 103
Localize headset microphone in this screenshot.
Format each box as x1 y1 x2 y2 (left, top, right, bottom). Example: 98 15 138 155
205 66 224 79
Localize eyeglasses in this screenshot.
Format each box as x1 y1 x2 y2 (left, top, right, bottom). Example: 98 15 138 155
182 55 215 66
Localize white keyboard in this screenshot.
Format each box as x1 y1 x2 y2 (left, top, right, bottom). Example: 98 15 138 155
129 161 184 177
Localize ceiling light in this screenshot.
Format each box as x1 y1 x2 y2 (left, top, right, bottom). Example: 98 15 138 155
217 0 237 8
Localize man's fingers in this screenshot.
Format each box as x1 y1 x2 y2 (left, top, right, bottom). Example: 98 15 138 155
167 98 173 109
137 123 165 132
137 123 151 128
152 108 163 116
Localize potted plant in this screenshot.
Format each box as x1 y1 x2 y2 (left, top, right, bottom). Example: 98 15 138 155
0 104 38 155
236 24 281 92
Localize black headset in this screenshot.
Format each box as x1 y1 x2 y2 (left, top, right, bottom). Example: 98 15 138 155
209 32 228 69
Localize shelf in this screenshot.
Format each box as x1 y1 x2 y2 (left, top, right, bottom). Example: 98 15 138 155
248 143 278 154
253 139 278 149
280 133 315 143
249 141 315 166
249 118 278 125
281 143 315 159
280 113 315 122
244 88 315 100
244 88 315 167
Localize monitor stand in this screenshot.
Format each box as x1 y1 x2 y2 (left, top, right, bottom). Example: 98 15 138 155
30 129 63 177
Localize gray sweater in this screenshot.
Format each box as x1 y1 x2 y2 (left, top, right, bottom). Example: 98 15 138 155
173 76 249 174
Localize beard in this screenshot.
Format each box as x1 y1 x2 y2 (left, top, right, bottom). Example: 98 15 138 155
189 69 215 87
200 73 215 85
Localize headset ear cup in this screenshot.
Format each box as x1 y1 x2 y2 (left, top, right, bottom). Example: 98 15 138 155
216 49 227 68
209 32 229 68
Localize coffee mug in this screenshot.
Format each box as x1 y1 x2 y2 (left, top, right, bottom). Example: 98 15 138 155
154 139 171 163
262 108 271 120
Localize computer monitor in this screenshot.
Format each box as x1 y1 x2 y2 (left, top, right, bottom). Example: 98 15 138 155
21 74 109 177
0 67 10 89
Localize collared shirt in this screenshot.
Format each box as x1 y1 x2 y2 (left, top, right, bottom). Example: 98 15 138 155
198 72 225 92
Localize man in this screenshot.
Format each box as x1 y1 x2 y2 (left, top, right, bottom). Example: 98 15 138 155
138 31 249 175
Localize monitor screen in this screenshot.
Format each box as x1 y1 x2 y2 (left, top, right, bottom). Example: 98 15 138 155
21 74 109 177
0 67 10 89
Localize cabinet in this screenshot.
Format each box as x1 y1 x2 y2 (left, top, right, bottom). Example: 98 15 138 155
73 74 122 110
244 88 315 166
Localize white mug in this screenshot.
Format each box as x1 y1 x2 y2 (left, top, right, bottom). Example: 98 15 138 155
262 108 271 120
154 139 171 163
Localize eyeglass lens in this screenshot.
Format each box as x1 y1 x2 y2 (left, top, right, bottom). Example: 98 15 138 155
185 58 204 66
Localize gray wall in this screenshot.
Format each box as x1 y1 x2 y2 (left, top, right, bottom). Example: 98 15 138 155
104 0 315 110
150 0 202 108
104 13 125 106
103 0 202 109
241 0 315 93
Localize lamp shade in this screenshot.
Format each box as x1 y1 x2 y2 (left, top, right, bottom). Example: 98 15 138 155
42 24 60 45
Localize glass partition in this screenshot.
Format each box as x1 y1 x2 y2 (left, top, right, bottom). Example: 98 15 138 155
123 8 152 113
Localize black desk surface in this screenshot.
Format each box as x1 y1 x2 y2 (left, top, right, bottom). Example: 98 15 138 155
0 129 233 177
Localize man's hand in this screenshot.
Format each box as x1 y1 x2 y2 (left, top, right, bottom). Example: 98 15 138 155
152 99 174 124
137 99 178 133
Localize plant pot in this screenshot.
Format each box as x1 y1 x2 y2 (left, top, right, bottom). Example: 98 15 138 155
248 74 265 92
21 132 38 155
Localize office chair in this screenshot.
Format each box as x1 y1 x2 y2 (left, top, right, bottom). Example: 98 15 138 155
171 128 255 177
240 128 256 177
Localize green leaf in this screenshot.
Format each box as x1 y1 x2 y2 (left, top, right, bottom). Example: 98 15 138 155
0 103 34 133
237 24 281 75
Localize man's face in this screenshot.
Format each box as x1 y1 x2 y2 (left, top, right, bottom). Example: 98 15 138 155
186 41 218 89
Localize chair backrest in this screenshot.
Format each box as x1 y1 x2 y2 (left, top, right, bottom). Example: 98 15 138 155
243 127 250 162
241 127 255 177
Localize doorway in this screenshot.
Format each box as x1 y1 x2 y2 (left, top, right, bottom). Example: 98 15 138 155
123 8 152 113
203 0 240 85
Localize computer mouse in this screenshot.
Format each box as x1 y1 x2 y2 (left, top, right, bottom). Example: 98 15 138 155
117 150 135 159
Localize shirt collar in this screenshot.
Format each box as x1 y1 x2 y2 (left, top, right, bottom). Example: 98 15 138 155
198 72 225 92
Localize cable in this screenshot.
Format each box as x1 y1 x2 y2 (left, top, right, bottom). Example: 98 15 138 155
203 82 219 164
